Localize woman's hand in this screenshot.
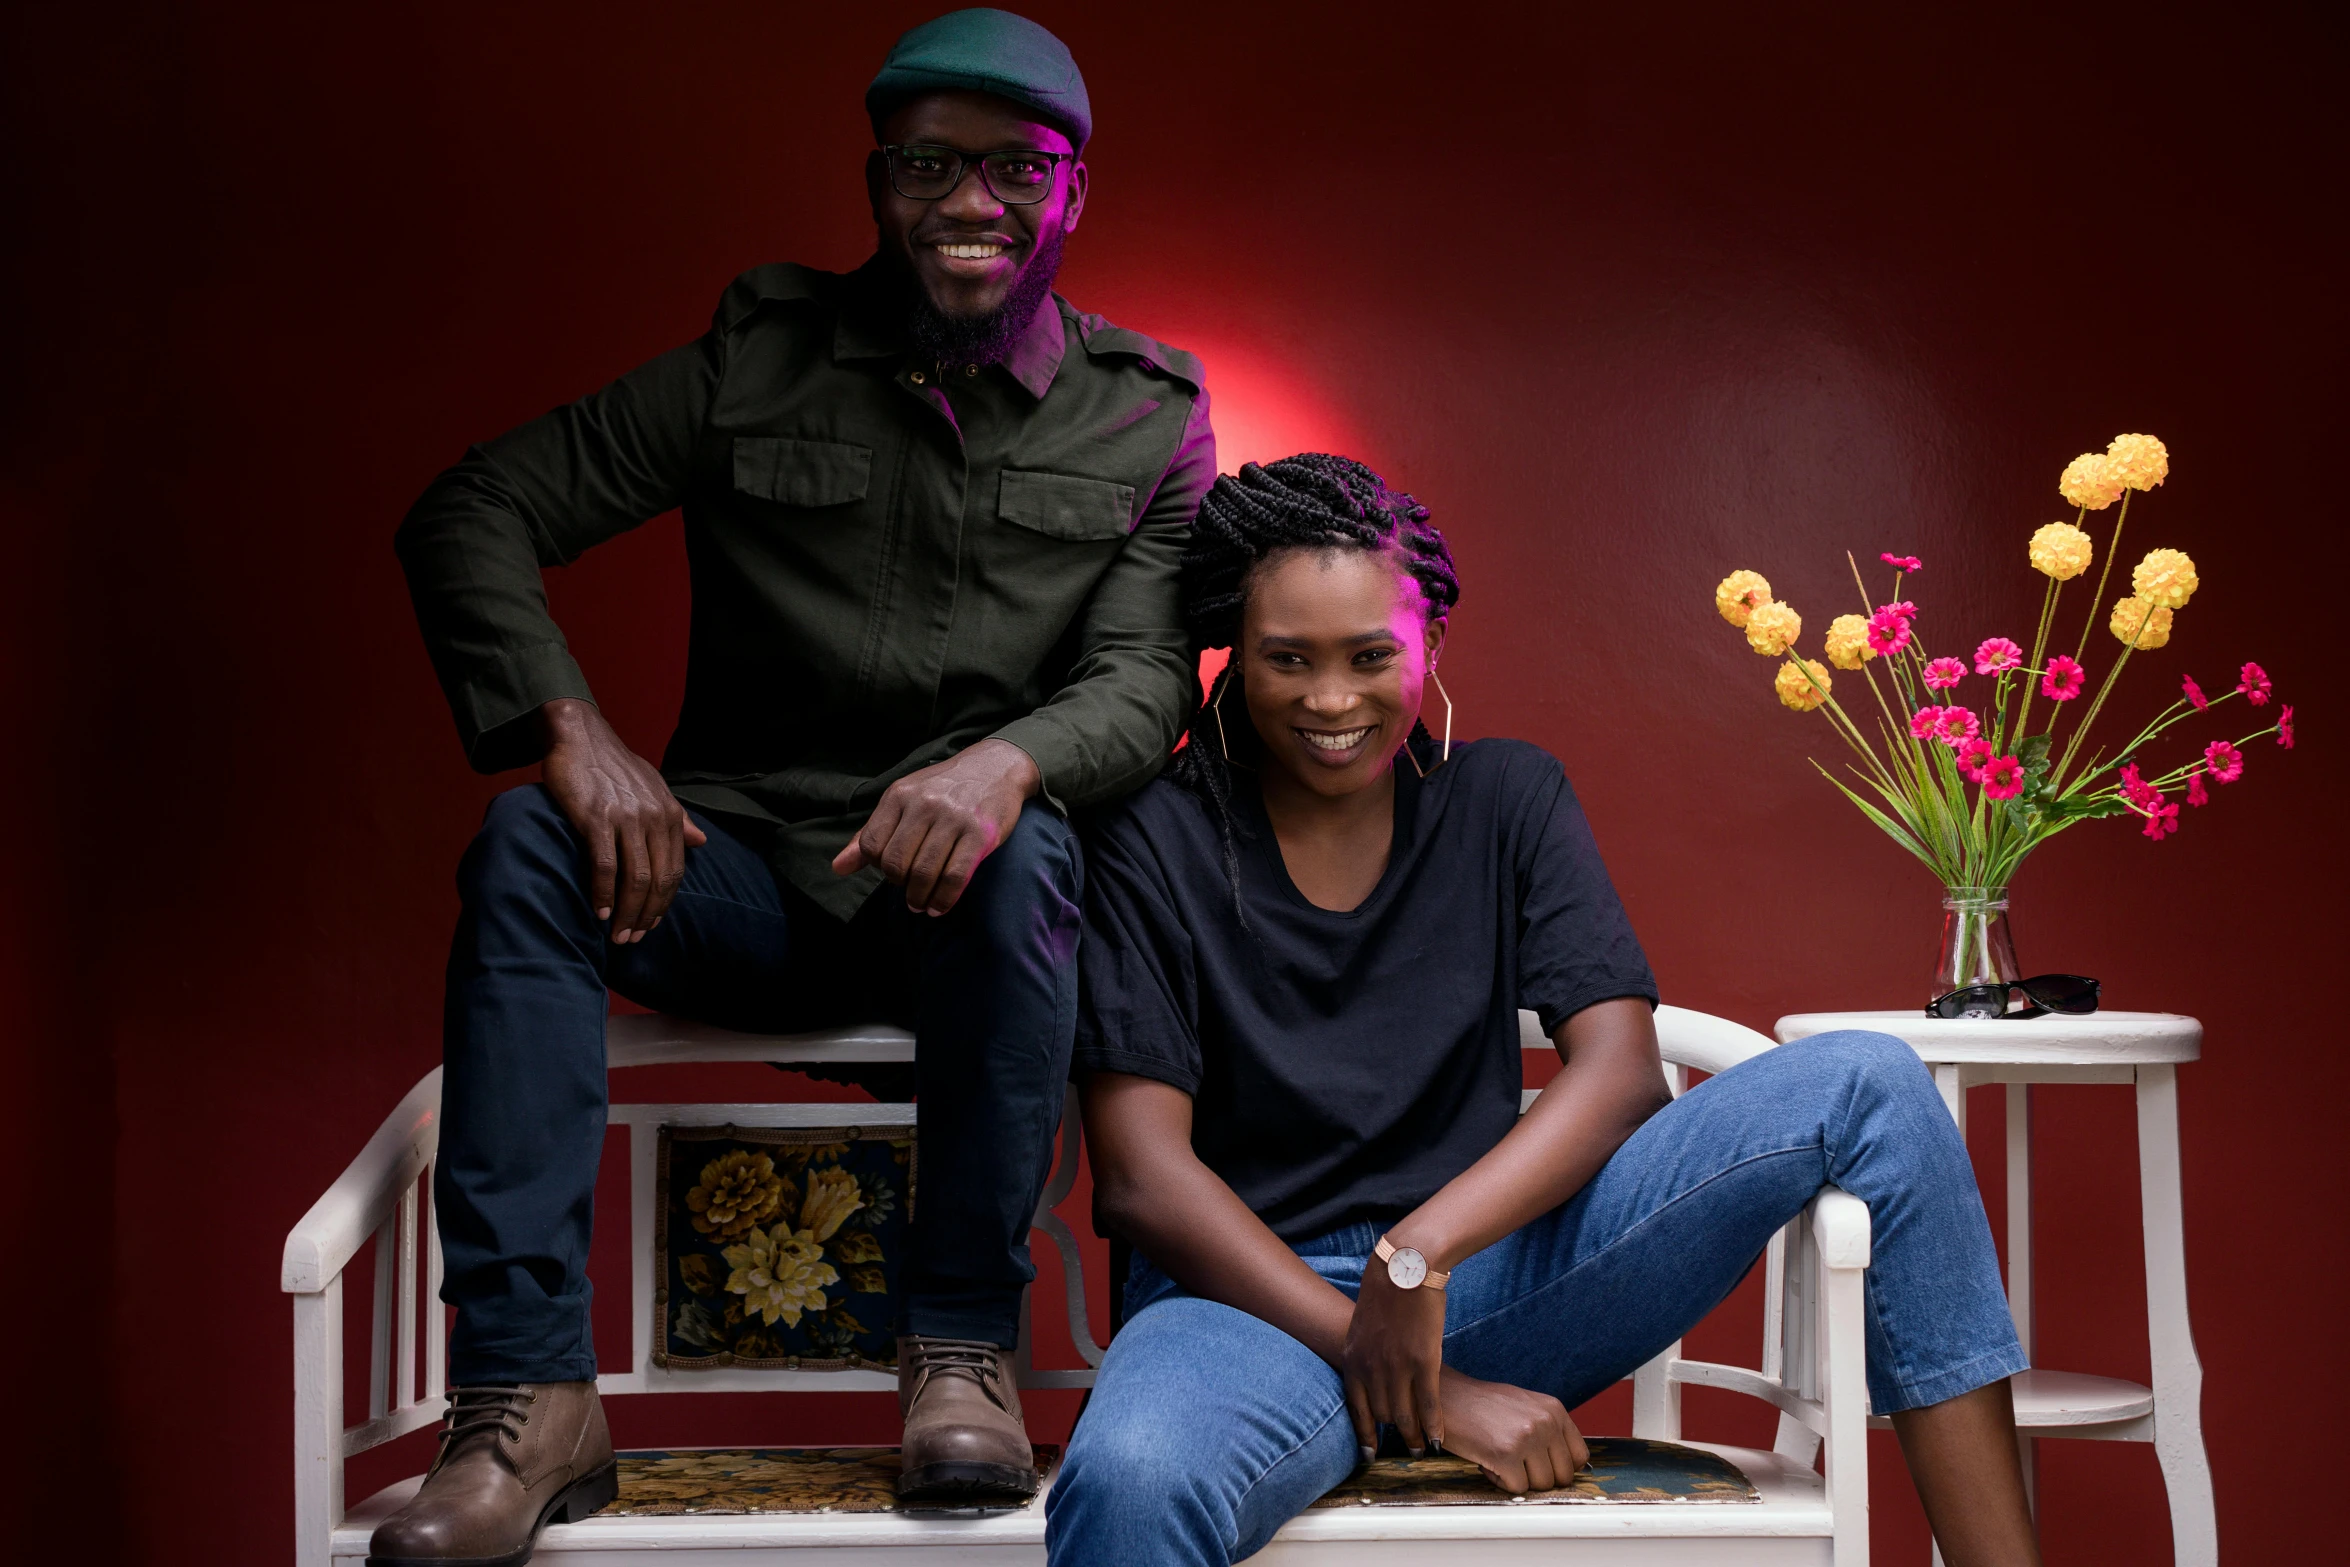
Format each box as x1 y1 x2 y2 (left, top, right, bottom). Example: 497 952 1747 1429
1435 1370 1590 1495
1341 1264 1449 1453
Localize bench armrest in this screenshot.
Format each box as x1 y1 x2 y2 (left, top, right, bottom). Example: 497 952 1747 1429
282 1068 442 1292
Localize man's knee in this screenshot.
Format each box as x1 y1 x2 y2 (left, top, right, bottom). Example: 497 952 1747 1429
460 785 586 900
959 802 1081 930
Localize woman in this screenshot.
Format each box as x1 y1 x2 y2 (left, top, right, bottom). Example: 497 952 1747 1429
1046 455 2040 1566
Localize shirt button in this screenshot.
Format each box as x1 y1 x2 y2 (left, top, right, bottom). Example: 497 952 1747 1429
910 370 926 385
964 363 978 377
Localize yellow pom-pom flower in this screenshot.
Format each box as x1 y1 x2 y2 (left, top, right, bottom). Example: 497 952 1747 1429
2059 452 2125 511
1775 657 1831 711
1715 569 1773 629
1822 613 1874 670
2131 548 2198 609
2109 595 2174 650
2028 521 2094 581
2106 432 2170 491
1745 601 1801 656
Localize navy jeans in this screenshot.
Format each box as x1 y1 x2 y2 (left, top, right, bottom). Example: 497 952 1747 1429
433 785 1082 1385
1046 1031 2028 1567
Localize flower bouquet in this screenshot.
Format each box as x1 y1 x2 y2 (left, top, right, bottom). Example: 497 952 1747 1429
1716 433 2295 998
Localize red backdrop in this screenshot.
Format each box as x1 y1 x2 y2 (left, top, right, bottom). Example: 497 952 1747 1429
4 3 2342 1561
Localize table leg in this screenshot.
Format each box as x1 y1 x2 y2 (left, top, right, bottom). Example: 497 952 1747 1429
1934 1064 1964 1129
2138 1064 2216 1567
2005 1082 2037 1514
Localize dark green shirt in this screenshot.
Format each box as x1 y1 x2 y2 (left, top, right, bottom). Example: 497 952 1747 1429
398 260 1214 917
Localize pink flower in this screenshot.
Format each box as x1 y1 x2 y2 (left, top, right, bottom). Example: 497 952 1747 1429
2119 763 2163 810
1881 553 1923 572
1922 656 1966 690
2278 705 2294 749
2186 770 2210 807
2180 673 2208 711
2238 662 2271 706
2202 741 2243 783
1867 606 1914 656
1909 704 1943 740
1886 599 1919 622
1955 737 1997 782
1933 706 1981 746
2141 800 2181 840
1981 755 2025 800
2041 656 2086 701
1975 637 2023 675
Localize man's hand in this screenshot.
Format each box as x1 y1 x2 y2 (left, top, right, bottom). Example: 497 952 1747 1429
1341 1261 1450 1455
832 739 1040 915
538 697 706 944
1433 1371 1589 1495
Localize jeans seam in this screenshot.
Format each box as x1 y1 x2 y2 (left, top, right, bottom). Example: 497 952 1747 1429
1223 1396 1351 1556
1443 1142 1824 1341
1872 1341 2031 1414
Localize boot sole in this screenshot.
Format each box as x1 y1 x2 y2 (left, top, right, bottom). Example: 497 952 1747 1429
896 1459 1042 1505
368 1460 619 1567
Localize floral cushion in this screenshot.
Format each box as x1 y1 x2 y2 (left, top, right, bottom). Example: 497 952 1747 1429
1310 1438 1757 1506
607 1447 1055 1514
652 1124 914 1370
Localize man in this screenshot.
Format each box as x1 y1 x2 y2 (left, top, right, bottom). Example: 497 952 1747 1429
372 10 1212 1562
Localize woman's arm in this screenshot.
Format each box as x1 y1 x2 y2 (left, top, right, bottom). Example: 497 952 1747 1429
1343 997 1670 1455
1082 1071 1357 1364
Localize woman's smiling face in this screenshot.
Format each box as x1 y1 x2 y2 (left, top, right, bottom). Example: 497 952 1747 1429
1238 546 1446 799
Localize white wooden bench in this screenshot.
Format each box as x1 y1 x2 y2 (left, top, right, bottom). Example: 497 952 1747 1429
287 1004 1874 1564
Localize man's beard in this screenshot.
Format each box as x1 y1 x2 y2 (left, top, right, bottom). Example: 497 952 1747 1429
904 224 1066 369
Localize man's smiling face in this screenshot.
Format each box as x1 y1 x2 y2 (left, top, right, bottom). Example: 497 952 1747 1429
869 89 1087 325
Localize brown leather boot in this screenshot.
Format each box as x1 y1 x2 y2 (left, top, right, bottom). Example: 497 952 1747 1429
895 1336 1039 1502
368 1382 617 1566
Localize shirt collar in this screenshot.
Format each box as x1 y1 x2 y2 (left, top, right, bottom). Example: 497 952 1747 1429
832 257 1067 398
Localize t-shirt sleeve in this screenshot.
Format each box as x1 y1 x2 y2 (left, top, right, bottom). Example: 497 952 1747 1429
1510 753 1660 1035
1073 816 1205 1093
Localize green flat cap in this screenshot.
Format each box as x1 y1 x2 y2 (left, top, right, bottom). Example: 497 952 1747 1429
866 8 1092 150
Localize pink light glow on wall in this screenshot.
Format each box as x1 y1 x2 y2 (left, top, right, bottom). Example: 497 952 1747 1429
1180 338 1364 699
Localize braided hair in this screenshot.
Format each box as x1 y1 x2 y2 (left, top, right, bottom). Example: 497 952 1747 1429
1167 453 1461 915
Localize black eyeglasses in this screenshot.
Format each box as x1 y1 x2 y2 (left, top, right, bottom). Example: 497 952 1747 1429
1926 974 2101 1020
881 144 1073 206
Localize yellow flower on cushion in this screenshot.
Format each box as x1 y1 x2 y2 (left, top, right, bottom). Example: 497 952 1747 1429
796 1166 865 1243
2131 548 2198 609
1744 601 1801 656
1715 570 1773 629
1822 614 1874 670
685 1150 786 1241
722 1222 840 1328
2028 521 2094 581
1775 658 1832 711
2110 595 2173 650
2106 432 2169 491
2058 452 2125 511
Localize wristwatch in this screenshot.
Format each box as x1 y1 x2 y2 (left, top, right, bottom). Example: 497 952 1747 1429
1374 1234 1451 1292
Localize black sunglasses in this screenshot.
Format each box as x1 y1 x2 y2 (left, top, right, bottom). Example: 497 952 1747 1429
1926 974 2100 1020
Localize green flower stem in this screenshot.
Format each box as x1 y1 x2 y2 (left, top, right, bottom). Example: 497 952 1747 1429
2071 489 2132 667
2054 598 2158 789
2012 574 2061 746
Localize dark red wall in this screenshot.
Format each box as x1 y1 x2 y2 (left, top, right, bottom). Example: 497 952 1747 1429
5 3 2341 1562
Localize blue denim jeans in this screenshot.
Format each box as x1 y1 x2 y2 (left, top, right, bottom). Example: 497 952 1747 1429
433 785 1082 1384
1046 1030 2026 1567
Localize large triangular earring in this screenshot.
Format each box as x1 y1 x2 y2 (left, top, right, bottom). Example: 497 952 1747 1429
1429 670 1454 765
1212 668 1255 771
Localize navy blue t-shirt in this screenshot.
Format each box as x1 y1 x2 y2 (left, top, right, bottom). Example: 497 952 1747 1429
1073 737 1658 1242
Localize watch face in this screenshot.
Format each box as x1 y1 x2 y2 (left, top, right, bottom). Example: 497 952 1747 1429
1387 1246 1428 1289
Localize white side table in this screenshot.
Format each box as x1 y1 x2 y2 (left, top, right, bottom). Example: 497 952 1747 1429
1774 1010 2214 1567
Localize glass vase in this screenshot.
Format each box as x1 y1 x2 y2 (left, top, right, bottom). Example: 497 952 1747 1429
1932 887 2019 1010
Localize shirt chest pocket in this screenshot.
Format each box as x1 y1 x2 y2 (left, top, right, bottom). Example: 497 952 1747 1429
997 469 1136 541
732 437 872 508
